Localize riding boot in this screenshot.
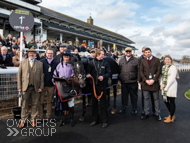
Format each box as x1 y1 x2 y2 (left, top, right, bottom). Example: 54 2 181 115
70 107 75 127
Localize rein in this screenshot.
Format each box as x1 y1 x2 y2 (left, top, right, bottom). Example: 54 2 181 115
89 76 103 100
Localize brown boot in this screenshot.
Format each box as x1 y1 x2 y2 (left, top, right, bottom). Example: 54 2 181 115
172 115 175 121
164 116 174 123
164 115 171 120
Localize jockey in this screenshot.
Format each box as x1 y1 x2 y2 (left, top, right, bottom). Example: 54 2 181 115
53 49 75 127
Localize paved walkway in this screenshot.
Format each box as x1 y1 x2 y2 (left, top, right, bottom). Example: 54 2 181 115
0 72 190 143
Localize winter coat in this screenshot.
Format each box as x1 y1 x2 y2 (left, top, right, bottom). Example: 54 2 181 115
160 65 178 97
119 55 140 83
140 56 161 91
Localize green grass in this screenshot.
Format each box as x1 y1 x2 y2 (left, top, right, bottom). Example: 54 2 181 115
185 90 190 100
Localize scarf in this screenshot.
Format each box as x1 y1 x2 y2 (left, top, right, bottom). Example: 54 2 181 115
162 64 171 102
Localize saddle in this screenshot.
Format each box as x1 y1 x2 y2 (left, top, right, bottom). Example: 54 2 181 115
54 77 80 102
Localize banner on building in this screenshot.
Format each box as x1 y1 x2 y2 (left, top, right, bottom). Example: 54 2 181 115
90 41 94 49
113 44 116 52
75 38 79 47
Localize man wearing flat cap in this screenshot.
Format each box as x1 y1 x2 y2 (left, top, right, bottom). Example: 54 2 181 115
25 45 40 60
119 47 140 114
54 44 67 63
90 49 96 58
18 48 44 128
9 45 19 58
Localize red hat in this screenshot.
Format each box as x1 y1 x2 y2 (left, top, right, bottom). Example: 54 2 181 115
23 35 26 38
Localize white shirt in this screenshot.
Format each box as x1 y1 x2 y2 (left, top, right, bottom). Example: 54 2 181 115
126 56 131 61
147 56 153 60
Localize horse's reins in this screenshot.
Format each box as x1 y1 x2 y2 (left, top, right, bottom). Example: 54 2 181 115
89 76 103 100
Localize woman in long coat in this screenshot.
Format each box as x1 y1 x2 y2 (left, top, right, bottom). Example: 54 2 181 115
160 55 179 123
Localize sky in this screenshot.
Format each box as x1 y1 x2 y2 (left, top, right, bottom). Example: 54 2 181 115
39 0 190 59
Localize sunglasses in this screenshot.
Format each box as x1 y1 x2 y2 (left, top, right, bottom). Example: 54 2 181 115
142 50 145 52
125 50 131 53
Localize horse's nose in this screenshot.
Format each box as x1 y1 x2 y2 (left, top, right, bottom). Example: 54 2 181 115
80 83 86 88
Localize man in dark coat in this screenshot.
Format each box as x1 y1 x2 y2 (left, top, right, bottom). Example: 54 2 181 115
67 41 74 52
139 47 155 115
118 47 140 114
72 48 81 61
50 43 58 57
86 49 111 128
38 47 58 122
80 44 86 52
140 47 161 121
54 44 67 63
9 45 19 58
0 46 12 66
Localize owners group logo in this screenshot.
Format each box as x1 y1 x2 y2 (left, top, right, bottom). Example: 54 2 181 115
7 119 56 136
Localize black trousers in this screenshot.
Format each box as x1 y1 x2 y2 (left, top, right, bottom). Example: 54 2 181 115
121 82 138 110
91 83 108 123
164 97 176 118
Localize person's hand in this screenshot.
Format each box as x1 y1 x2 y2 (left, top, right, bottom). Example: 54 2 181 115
86 74 91 78
38 89 42 93
149 79 155 85
160 85 163 90
98 76 104 81
145 80 150 85
18 89 22 92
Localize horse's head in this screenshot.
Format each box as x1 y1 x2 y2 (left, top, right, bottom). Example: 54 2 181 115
73 61 86 88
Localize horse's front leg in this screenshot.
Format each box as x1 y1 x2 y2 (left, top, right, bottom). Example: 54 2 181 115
79 95 86 121
107 88 110 110
111 86 117 114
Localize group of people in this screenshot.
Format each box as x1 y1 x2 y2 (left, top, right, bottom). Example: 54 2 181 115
16 40 111 128
1 34 179 128
118 47 178 124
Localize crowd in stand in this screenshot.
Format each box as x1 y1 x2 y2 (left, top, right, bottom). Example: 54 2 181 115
0 34 127 67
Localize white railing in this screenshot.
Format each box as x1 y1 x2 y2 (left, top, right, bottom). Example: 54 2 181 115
0 67 19 100
175 63 190 72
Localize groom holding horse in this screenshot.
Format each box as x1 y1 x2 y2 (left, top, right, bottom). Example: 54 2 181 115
86 49 111 128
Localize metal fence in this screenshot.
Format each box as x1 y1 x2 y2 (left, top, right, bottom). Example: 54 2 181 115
0 67 19 100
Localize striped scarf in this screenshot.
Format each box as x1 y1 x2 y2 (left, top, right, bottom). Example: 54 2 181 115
162 64 171 102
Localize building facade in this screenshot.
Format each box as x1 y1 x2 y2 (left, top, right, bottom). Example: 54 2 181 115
0 0 136 51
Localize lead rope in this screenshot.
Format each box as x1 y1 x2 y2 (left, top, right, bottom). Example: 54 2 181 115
90 76 103 100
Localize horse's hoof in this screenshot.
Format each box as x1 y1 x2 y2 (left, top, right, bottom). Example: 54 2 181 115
79 116 84 121
59 120 65 126
111 108 116 114
70 120 75 127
